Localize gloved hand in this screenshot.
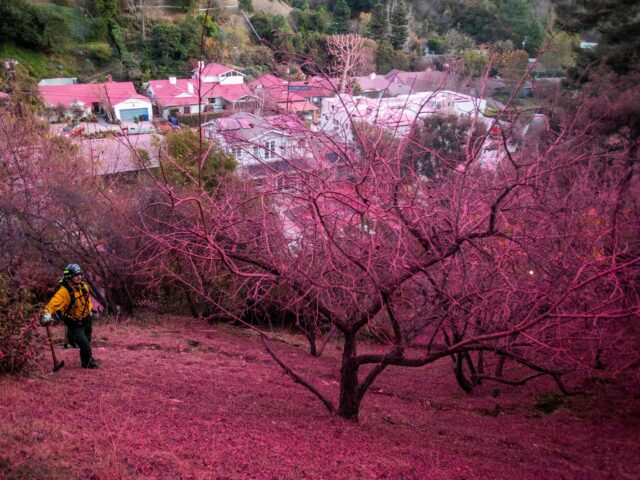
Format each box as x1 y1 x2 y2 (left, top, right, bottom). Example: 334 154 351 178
40 312 53 326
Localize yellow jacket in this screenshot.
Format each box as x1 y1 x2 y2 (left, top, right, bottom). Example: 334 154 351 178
44 281 93 321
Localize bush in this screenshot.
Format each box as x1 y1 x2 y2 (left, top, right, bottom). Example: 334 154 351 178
239 0 254 13
84 42 113 64
0 274 41 375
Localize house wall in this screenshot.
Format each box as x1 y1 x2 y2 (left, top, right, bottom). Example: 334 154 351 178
202 74 244 85
162 104 202 119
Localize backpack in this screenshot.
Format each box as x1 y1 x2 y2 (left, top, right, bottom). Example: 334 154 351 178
53 281 89 322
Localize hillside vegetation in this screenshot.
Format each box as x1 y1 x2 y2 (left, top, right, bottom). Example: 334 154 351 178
0 0 578 83
1 316 638 479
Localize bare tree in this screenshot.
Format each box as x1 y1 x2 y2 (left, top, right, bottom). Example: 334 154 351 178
326 34 365 93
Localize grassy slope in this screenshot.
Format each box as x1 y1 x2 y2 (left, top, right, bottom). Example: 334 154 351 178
0 316 638 479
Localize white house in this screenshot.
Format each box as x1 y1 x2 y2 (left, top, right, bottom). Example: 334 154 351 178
320 90 489 142
192 61 245 85
38 81 152 122
203 112 321 186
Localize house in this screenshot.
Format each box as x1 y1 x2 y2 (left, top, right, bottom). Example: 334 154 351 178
147 63 257 120
146 77 215 119
39 81 153 123
321 90 489 142
208 83 258 114
354 70 453 98
249 74 331 121
287 76 336 108
192 61 245 85
248 74 288 91
79 133 161 183
202 112 319 186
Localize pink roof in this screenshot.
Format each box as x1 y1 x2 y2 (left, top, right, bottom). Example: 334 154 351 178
269 90 306 103
265 114 310 133
148 78 216 107
287 77 336 99
276 101 318 113
249 74 287 90
209 84 256 103
39 81 144 108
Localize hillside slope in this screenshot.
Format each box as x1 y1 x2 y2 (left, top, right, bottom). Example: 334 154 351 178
0 316 638 479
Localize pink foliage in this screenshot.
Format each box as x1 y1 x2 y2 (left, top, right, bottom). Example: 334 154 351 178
133 75 640 419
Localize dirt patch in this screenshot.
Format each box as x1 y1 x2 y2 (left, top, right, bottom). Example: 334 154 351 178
0 317 638 479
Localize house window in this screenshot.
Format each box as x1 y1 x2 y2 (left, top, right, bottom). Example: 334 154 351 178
183 106 190 114
253 146 260 158
263 140 276 159
228 146 242 159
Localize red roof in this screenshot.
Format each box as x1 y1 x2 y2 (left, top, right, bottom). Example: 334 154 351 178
249 74 287 90
148 79 216 107
209 84 256 103
269 90 306 103
276 101 317 113
287 76 335 99
39 81 146 109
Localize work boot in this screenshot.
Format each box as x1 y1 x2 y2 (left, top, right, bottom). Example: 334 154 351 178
83 359 99 369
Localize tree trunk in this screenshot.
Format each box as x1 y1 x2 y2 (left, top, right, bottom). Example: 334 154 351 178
337 330 361 420
300 317 317 356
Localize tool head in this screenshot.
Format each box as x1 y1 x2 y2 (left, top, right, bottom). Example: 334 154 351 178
53 360 65 372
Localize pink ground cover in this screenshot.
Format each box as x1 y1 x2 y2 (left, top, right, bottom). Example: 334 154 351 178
1 316 638 479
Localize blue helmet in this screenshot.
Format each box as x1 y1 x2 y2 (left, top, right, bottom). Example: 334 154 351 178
61 263 83 283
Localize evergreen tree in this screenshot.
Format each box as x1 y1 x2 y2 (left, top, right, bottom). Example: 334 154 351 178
389 1 408 50
368 3 388 42
554 0 640 75
375 40 394 73
332 0 351 34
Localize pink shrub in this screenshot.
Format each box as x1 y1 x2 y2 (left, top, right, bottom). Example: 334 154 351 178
0 274 41 375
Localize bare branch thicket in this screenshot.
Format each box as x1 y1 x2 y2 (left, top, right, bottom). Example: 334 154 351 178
129 47 639 420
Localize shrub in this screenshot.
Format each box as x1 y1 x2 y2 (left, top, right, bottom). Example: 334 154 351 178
84 42 113 64
0 274 41 375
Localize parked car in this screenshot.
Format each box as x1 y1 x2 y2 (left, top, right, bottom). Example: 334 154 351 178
61 124 84 137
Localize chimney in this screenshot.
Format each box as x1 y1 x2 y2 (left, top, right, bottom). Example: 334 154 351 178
169 76 177 85
195 60 205 77
369 72 376 80
187 82 194 94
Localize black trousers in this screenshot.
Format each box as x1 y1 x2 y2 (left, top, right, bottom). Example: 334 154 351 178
66 317 93 367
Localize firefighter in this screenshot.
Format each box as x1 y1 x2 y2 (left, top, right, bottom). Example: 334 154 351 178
41 264 100 369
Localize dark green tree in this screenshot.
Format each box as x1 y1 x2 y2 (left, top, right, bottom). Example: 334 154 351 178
554 0 640 75
0 0 68 52
148 23 184 68
346 0 373 15
250 13 291 44
174 0 197 12
375 40 395 73
332 0 351 34
497 0 544 53
368 3 388 42
405 115 487 179
290 7 331 34
91 0 121 20
427 36 446 54
239 0 254 13
164 129 237 192
389 1 408 50
457 1 498 44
